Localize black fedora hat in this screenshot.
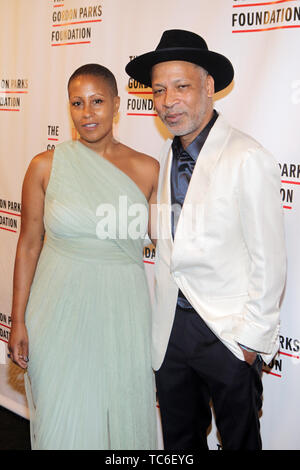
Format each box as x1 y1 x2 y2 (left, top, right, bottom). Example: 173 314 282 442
125 29 234 93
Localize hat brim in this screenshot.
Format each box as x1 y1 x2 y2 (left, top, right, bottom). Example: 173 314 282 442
125 47 234 93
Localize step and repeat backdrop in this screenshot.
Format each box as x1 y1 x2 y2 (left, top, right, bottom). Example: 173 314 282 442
0 0 299 450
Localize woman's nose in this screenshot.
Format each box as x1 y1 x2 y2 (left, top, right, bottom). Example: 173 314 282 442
83 102 92 116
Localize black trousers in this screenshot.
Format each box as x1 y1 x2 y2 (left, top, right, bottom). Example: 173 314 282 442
155 305 263 450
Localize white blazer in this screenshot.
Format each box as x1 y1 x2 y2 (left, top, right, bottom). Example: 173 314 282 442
152 114 286 370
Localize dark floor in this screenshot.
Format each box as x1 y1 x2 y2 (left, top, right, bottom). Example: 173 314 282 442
0 406 31 450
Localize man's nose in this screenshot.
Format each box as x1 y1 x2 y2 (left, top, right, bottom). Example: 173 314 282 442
164 88 179 108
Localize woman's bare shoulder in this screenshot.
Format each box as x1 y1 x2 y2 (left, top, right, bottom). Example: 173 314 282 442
30 149 54 169
24 149 54 191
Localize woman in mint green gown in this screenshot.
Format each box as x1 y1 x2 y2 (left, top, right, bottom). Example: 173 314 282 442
8 64 158 450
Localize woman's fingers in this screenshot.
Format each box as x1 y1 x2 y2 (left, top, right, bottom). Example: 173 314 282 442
8 342 29 369
8 324 29 369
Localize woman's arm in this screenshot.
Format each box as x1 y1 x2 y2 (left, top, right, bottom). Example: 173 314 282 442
8 151 52 368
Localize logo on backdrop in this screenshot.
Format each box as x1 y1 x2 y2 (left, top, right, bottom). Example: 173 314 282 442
143 243 156 266
263 334 300 379
126 56 157 117
232 0 300 33
47 125 79 149
0 79 29 112
51 1 103 47
279 161 300 211
0 311 11 348
0 199 21 234
47 124 60 150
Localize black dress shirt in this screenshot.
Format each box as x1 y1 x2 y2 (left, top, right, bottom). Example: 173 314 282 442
170 110 218 309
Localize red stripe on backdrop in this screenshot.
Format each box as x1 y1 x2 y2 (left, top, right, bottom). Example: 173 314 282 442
279 351 300 359
51 41 91 46
0 227 17 233
281 180 300 185
233 0 296 7
52 19 102 27
0 210 21 217
266 371 282 378
233 25 300 33
127 113 158 116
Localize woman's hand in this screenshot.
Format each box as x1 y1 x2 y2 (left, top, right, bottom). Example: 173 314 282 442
8 322 29 369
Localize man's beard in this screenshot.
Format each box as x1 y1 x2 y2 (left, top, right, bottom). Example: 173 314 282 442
161 107 209 137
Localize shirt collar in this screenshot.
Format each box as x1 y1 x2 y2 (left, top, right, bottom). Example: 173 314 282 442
172 110 218 161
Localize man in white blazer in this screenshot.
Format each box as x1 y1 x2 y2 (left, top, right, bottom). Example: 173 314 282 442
126 30 286 450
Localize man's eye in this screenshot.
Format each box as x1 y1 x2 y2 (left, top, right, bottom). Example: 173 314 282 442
94 99 103 104
153 89 164 95
72 101 81 107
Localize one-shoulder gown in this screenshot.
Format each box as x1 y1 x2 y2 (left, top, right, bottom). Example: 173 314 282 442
24 140 157 450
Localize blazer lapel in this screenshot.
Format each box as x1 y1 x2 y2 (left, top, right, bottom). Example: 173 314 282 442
160 144 172 217
174 114 232 241
157 142 174 262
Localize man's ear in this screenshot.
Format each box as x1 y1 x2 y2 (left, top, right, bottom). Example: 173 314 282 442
206 75 215 98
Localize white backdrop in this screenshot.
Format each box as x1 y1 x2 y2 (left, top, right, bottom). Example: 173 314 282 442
0 0 299 450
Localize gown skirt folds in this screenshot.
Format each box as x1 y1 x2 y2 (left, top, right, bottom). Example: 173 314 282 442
24 140 157 450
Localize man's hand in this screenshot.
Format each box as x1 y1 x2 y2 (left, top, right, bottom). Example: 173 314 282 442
240 347 257 365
